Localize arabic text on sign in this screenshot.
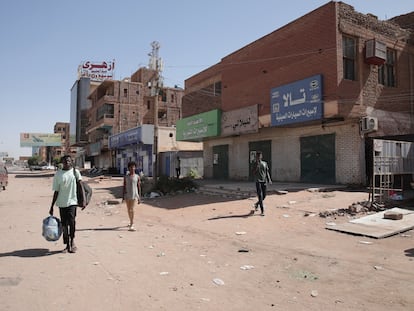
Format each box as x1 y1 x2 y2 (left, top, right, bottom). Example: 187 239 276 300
274 107 318 122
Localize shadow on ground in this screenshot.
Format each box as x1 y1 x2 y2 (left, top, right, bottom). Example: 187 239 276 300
95 185 123 199
0 248 62 257
208 210 256 220
77 226 127 231
404 248 414 257
14 173 55 178
145 193 235 209
94 184 237 209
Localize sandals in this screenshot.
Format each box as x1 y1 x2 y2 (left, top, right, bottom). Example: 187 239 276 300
69 244 77 253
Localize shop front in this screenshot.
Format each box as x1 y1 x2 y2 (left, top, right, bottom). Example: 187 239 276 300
109 125 154 176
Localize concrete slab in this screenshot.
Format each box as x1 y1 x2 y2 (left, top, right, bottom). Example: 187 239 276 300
326 207 414 239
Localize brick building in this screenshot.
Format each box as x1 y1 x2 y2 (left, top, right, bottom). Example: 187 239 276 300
178 1 414 184
86 67 183 169
38 122 75 164
51 122 76 160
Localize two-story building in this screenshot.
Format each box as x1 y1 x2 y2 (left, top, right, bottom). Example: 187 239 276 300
177 1 414 185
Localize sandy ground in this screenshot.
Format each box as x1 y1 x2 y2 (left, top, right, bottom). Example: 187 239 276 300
0 171 413 311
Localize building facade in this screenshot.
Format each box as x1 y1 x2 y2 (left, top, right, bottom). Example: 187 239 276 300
38 122 77 164
70 77 101 167
86 67 184 171
51 122 77 160
178 2 414 185
108 124 203 177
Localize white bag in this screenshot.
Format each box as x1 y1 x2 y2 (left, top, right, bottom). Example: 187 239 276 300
42 216 62 242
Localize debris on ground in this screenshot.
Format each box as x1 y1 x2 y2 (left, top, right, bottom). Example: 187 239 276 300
319 200 388 218
384 211 403 220
213 278 225 286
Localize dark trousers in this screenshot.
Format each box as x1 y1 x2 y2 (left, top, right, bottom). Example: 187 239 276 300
255 181 267 213
176 168 180 178
59 205 77 245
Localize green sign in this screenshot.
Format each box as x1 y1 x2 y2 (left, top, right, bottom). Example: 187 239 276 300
176 109 221 141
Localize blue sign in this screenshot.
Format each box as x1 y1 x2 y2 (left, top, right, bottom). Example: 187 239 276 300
270 74 323 126
109 127 143 149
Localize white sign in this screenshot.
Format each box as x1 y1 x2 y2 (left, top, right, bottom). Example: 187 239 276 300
78 60 115 82
221 105 259 136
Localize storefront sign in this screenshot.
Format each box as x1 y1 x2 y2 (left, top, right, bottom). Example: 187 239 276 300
176 109 221 141
271 74 323 126
221 105 258 136
109 125 154 149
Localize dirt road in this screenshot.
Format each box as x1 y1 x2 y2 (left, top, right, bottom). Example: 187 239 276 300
0 172 413 311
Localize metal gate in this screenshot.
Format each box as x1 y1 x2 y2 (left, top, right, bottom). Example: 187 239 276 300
370 139 414 203
213 145 229 179
300 134 335 184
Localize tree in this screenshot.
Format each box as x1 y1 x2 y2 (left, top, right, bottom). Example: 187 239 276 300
27 156 41 166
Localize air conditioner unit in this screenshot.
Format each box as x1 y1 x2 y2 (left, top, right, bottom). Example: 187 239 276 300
365 39 386 65
360 116 378 132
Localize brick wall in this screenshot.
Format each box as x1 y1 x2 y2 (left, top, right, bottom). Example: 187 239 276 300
183 2 413 183
183 1 413 131
220 2 337 116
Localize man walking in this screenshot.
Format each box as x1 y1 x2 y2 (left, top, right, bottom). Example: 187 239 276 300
49 155 85 253
175 156 181 179
252 151 272 216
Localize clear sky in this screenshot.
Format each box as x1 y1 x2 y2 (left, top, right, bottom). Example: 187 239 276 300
0 0 412 159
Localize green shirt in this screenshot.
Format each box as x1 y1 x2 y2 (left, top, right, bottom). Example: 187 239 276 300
52 169 82 207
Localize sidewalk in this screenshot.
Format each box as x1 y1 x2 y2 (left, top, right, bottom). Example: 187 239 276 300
195 178 348 199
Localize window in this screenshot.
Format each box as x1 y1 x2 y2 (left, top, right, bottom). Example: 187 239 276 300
123 88 128 97
96 103 114 121
214 81 222 95
378 49 396 87
147 100 151 110
343 36 356 80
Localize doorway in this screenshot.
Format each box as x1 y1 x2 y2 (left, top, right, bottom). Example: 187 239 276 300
300 134 335 184
213 145 229 179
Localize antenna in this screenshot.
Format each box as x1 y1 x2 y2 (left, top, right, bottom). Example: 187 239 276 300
148 41 163 72
148 41 164 93
148 41 164 181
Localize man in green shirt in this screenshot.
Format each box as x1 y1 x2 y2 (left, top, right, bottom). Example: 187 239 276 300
49 155 85 253
252 151 272 216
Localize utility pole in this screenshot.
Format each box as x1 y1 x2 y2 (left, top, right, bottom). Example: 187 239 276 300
148 41 163 180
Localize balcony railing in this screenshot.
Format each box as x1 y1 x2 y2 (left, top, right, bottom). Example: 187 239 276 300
87 115 115 134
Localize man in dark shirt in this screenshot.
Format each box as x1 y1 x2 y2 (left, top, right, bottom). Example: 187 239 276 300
252 151 272 216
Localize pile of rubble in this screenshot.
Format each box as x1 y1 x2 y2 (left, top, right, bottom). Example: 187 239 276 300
319 200 387 218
